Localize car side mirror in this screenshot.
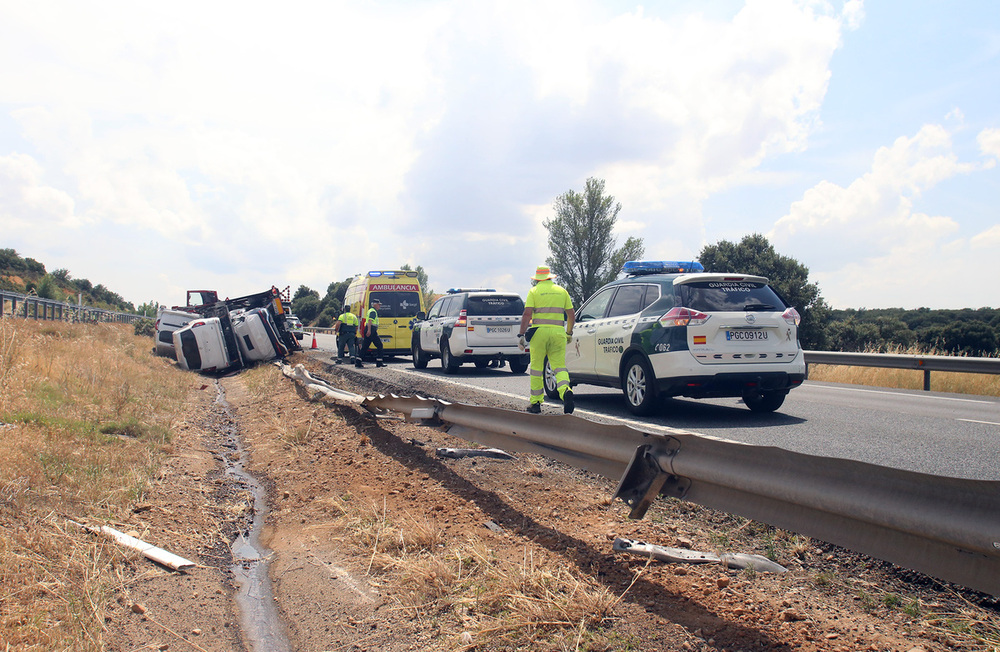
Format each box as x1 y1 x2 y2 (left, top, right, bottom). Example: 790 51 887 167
416 311 425 320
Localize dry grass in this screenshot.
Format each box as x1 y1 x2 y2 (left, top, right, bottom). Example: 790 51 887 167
807 346 1000 397
0 318 192 649
345 500 623 650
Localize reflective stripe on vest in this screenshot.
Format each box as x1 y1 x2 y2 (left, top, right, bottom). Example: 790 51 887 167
532 306 566 327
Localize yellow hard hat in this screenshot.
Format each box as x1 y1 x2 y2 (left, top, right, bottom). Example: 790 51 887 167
531 265 554 282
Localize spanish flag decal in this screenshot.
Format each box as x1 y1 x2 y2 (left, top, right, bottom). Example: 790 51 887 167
693 335 707 345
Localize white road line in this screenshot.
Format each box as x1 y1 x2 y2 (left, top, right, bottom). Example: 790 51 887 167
957 418 1000 426
811 383 995 405
390 367 731 441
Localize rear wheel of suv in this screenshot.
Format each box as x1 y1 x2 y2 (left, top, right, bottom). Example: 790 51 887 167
543 358 559 399
743 389 787 413
509 358 528 374
474 359 490 369
440 340 460 374
622 355 658 416
411 337 428 369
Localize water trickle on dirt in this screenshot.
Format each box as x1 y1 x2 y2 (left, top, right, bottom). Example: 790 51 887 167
214 382 291 652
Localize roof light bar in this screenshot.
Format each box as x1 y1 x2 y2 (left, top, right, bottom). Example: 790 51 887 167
623 260 705 276
446 288 497 294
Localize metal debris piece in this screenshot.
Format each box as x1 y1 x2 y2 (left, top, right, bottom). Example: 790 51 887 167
483 520 504 533
436 447 515 460
70 520 196 571
613 537 786 573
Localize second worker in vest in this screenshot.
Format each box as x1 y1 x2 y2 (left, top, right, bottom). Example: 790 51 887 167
362 299 386 368
518 265 575 414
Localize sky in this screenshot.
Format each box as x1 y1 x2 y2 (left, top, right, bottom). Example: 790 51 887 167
1 0 998 311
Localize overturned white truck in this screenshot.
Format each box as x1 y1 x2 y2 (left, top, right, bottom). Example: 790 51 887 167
170 287 301 374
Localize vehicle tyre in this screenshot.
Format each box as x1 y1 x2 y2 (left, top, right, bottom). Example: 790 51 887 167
474 359 490 369
441 340 460 374
622 355 658 416
743 389 787 413
509 358 528 374
543 358 560 399
412 337 428 369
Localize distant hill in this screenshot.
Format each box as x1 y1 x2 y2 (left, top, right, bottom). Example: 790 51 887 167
0 248 145 315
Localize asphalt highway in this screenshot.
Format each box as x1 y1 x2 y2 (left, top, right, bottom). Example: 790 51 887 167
302 338 999 481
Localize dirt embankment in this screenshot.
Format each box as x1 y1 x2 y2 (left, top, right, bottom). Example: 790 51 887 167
107 353 996 651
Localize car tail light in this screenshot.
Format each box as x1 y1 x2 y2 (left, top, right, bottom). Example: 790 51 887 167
455 309 468 328
659 307 709 327
782 307 801 326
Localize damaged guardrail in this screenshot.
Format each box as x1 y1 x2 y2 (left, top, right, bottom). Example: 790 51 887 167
279 363 1000 597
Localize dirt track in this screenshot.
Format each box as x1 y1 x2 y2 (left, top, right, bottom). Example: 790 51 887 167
105 352 995 651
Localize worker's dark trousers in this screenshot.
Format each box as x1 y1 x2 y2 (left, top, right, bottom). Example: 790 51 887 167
362 327 383 362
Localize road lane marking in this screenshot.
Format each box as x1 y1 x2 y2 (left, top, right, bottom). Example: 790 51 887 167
391 367 736 442
957 418 1000 426
808 383 995 405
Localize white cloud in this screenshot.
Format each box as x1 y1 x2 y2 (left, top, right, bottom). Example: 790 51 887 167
0 152 78 232
0 0 933 307
772 123 998 308
978 127 1000 163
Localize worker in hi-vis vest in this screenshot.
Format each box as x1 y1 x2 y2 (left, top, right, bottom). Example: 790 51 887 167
334 309 361 367
518 265 575 414
361 299 386 368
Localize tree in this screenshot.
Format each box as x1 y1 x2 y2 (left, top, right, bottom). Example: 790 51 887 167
292 285 317 302
293 295 321 324
400 264 434 310
35 274 61 300
698 233 830 349
322 277 353 313
544 177 645 305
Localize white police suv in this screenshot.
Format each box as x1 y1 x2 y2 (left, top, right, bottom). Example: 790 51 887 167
544 260 805 415
411 289 530 374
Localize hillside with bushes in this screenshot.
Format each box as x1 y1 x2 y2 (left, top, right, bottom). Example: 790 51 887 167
0 248 152 316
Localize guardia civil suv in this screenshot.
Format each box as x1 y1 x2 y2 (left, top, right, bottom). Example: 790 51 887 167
411 289 530 374
543 260 805 415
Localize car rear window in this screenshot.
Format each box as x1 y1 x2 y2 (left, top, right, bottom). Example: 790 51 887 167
678 280 785 312
466 295 524 316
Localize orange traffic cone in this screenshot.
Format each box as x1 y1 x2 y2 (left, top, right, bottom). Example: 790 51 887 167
311 332 318 349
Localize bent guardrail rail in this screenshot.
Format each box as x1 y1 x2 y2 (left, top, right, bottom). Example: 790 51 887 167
280 363 1000 597
804 350 1000 390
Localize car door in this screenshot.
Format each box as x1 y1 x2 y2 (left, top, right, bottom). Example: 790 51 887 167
593 284 651 379
566 286 616 378
420 297 446 353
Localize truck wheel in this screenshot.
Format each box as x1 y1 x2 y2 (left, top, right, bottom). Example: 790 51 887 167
743 389 787 413
412 338 428 369
622 355 658 416
441 340 460 374
543 358 560 399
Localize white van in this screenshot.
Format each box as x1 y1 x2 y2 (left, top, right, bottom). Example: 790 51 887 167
233 308 290 363
172 317 236 373
154 309 199 359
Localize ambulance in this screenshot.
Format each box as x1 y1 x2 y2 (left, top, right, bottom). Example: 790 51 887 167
343 270 425 358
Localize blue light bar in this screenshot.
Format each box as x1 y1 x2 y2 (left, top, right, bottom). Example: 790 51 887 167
622 260 705 275
447 288 496 294
368 271 382 277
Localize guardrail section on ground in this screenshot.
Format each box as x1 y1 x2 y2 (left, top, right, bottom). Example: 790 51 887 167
280 363 1000 598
